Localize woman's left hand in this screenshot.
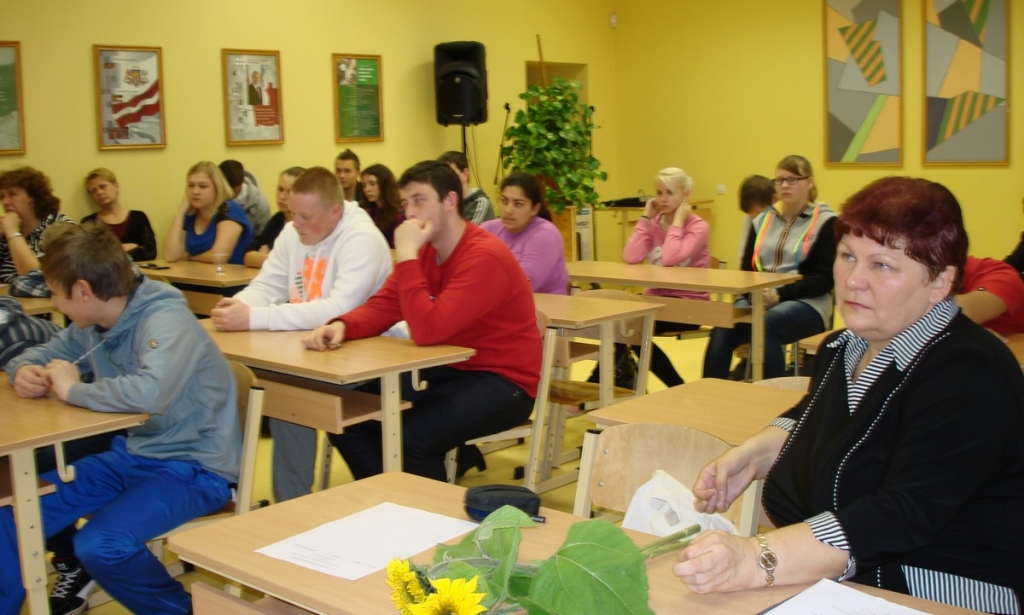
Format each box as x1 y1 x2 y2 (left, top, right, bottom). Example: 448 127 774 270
672 202 692 227
763 288 780 308
673 531 760 593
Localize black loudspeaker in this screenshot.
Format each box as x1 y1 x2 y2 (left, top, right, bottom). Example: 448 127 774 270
434 41 487 126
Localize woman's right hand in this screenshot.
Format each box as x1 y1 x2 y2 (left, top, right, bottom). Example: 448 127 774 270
177 196 194 217
692 446 759 513
643 197 658 218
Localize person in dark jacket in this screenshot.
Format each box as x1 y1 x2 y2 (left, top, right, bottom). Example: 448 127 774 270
677 177 1023 615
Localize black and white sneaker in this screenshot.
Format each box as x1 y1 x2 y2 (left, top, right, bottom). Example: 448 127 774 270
50 560 97 615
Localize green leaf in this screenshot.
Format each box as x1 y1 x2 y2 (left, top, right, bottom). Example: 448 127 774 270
527 520 653 615
474 508 533 603
507 569 535 599
517 595 554 615
501 77 605 213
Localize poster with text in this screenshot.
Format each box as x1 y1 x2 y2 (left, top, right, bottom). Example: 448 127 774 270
334 54 383 142
0 42 25 155
223 49 284 145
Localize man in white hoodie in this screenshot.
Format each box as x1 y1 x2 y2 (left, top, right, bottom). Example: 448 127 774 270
211 166 392 500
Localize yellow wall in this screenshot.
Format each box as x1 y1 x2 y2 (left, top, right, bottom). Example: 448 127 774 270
612 0 1024 262
6 0 1023 263
1 0 619 252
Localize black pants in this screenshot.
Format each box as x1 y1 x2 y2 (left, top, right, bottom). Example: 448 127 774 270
588 321 697 388
35 432 123 560
329 366 535 481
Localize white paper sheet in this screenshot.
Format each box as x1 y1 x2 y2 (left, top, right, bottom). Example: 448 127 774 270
256 502 478 580
764 579 932 615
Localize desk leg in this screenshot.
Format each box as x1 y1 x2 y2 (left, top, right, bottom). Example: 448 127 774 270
10 449 48 615
634 314 655 395
751 295 765 381
598 322 614 407
572 429 601 517
380 372 403 472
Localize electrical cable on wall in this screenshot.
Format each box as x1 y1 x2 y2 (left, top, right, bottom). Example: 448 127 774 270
493 102 512 185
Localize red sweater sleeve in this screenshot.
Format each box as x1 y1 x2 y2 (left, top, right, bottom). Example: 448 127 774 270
339 225 540 396
336 273 404 339
959 257 1024 336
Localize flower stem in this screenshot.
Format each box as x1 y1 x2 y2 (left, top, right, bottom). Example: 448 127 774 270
639 524 701 559
642 537 696 560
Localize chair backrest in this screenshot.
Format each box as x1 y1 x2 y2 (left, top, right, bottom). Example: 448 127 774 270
753 376 810 391
571 288 648 346
589 423 748 529
227 360 264 515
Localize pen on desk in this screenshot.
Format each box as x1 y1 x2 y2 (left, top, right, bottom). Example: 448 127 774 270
326 342 342 350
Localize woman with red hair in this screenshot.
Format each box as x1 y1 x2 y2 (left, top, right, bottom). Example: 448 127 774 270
675 177 1024 614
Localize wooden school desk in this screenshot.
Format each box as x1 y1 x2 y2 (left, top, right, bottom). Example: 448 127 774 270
138 260 258 315
200 321 474 472
0 381 147 615
533 292 663 408
137 260 258 288
566 261 801 380
169 472 981 615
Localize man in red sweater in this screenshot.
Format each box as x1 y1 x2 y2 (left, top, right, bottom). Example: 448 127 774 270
956 256 1024 337
304 160 540 480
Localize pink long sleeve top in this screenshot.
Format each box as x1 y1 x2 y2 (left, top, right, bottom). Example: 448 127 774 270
622 212 710 300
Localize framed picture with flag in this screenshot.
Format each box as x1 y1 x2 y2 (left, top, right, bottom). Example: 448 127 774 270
222 49 284 145
93 45 166 150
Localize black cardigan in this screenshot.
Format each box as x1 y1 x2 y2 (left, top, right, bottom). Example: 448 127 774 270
763 314 1024 603
81 210 157 262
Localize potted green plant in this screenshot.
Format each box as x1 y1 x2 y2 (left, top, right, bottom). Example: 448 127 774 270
501 77 607 214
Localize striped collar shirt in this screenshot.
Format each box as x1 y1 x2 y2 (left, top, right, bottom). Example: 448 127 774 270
829 298 959 414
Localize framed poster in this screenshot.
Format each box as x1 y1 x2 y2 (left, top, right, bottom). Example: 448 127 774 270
94 45 166 150
824 1 902 166
223 49 284 145
333 54 383 142
0 41 25 155
924 0 1008 165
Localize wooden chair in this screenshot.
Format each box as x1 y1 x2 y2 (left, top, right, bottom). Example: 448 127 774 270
572 423 761 536
444 310 558 492
90 361 265 607
192 582 308 614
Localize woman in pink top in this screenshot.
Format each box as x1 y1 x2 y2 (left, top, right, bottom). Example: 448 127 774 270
616 167 710 386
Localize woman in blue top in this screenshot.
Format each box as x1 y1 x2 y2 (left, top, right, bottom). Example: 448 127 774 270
163 161 252 265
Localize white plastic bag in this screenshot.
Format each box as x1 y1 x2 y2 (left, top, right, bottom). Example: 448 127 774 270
622 469 737 537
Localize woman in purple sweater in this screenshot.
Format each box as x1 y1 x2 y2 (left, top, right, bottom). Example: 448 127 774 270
480 172 568 295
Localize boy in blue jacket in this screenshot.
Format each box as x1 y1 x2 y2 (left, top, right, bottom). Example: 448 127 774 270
1 223 241 615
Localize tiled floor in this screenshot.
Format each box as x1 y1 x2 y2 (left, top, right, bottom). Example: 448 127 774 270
43 335 713 614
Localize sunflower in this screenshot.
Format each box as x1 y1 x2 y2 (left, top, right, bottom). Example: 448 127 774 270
408 576 487 615
386 559 427 614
